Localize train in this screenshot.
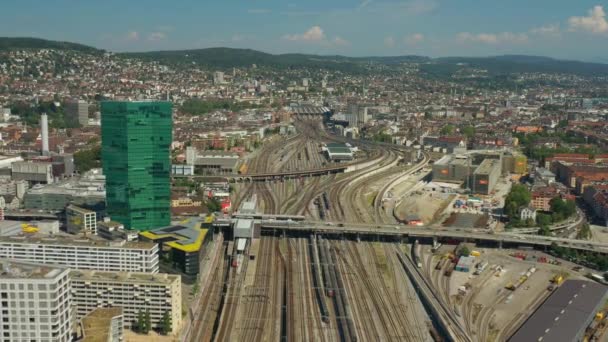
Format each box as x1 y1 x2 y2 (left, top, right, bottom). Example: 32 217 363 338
322 192 330 211
413 240 422 268
309 236 330 323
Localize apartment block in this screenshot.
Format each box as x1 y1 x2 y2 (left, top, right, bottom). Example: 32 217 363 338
70 270 182 334
0 261 72 342
0 236 159 273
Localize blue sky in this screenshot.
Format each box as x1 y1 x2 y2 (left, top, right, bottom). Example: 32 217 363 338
2 0 608 61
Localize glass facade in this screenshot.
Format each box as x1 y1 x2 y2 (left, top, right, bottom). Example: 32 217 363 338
101 101 172 231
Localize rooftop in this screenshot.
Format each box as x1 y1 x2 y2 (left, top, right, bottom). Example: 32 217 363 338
81 307 123 342
0 259 67 280
474 158 499 175
0 233 155 250
70 269 179 284
509 280 608 342
139 217 210 253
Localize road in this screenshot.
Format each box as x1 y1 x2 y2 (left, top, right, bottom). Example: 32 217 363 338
259 220 608 253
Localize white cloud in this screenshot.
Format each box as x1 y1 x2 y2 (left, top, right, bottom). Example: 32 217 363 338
333 36 350 46
384 36 396 48
530 24 560 36
456 32 528 44
125 31 139 41
405 33 425 45
248 9 271 14
147 32 167 41
568 5 608 34
282 26 326 42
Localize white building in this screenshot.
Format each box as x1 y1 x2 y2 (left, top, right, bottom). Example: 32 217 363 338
0 236 159 273
66 205 98 235
213 71 225 85
70 270 182 334
0 260 72 342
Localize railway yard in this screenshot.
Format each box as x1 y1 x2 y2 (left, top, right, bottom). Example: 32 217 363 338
196 236 438 342
189 117 608 342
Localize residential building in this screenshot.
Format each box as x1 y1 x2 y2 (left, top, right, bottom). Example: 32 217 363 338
79 307 124 342
66 99 90 126
0 260 72 342
213 71 224 85
583 184 608 226
531 184 573 212
66 204 97 235
101 101 172 231
70 270 182 334
0 235 159 273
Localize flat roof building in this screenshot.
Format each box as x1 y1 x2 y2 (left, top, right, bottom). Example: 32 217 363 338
0 260 72 342
66 99 90 127
186 147 239 174
66 204 97 235
102 101 172 231
79 307 124 342
0 235 159 273
509 280 608 342
323 143 354 161
139 217 212 275
71 269 182 335
472 159 501 195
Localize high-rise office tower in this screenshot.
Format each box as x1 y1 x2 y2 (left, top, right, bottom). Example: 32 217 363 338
66 99 90 126
101 101 172 231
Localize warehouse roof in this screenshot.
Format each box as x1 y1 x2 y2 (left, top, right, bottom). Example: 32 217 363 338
509 280 608 342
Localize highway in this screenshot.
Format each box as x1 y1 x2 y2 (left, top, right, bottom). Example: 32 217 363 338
257 220 608 253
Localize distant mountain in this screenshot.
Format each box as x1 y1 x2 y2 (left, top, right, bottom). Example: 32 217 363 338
1 37 608 77
433 55 608 77
121 48 429 72
0 37 103 54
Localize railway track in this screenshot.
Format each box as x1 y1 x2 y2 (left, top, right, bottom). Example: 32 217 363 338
396 244 472 342
213 248 249 342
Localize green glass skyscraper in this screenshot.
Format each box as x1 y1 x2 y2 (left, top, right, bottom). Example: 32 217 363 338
101 101 172 231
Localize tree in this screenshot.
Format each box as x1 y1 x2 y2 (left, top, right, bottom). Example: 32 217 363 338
74 146 101 173
206 197 222 212
144 309 151 333
461 126 476 138
577 223 592 240
504 184 531 220
458 246 470 257
134 309 145 333
538 225 551 236
536 213 552 228
159 311 172 335
440 124 455 135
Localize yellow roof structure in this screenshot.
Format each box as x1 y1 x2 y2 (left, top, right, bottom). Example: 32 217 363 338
139 216 212 253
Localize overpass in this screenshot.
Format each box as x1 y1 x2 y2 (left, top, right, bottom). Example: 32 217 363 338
255 220 608 254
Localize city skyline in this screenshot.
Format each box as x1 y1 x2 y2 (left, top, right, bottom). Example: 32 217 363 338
1 1 608 62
